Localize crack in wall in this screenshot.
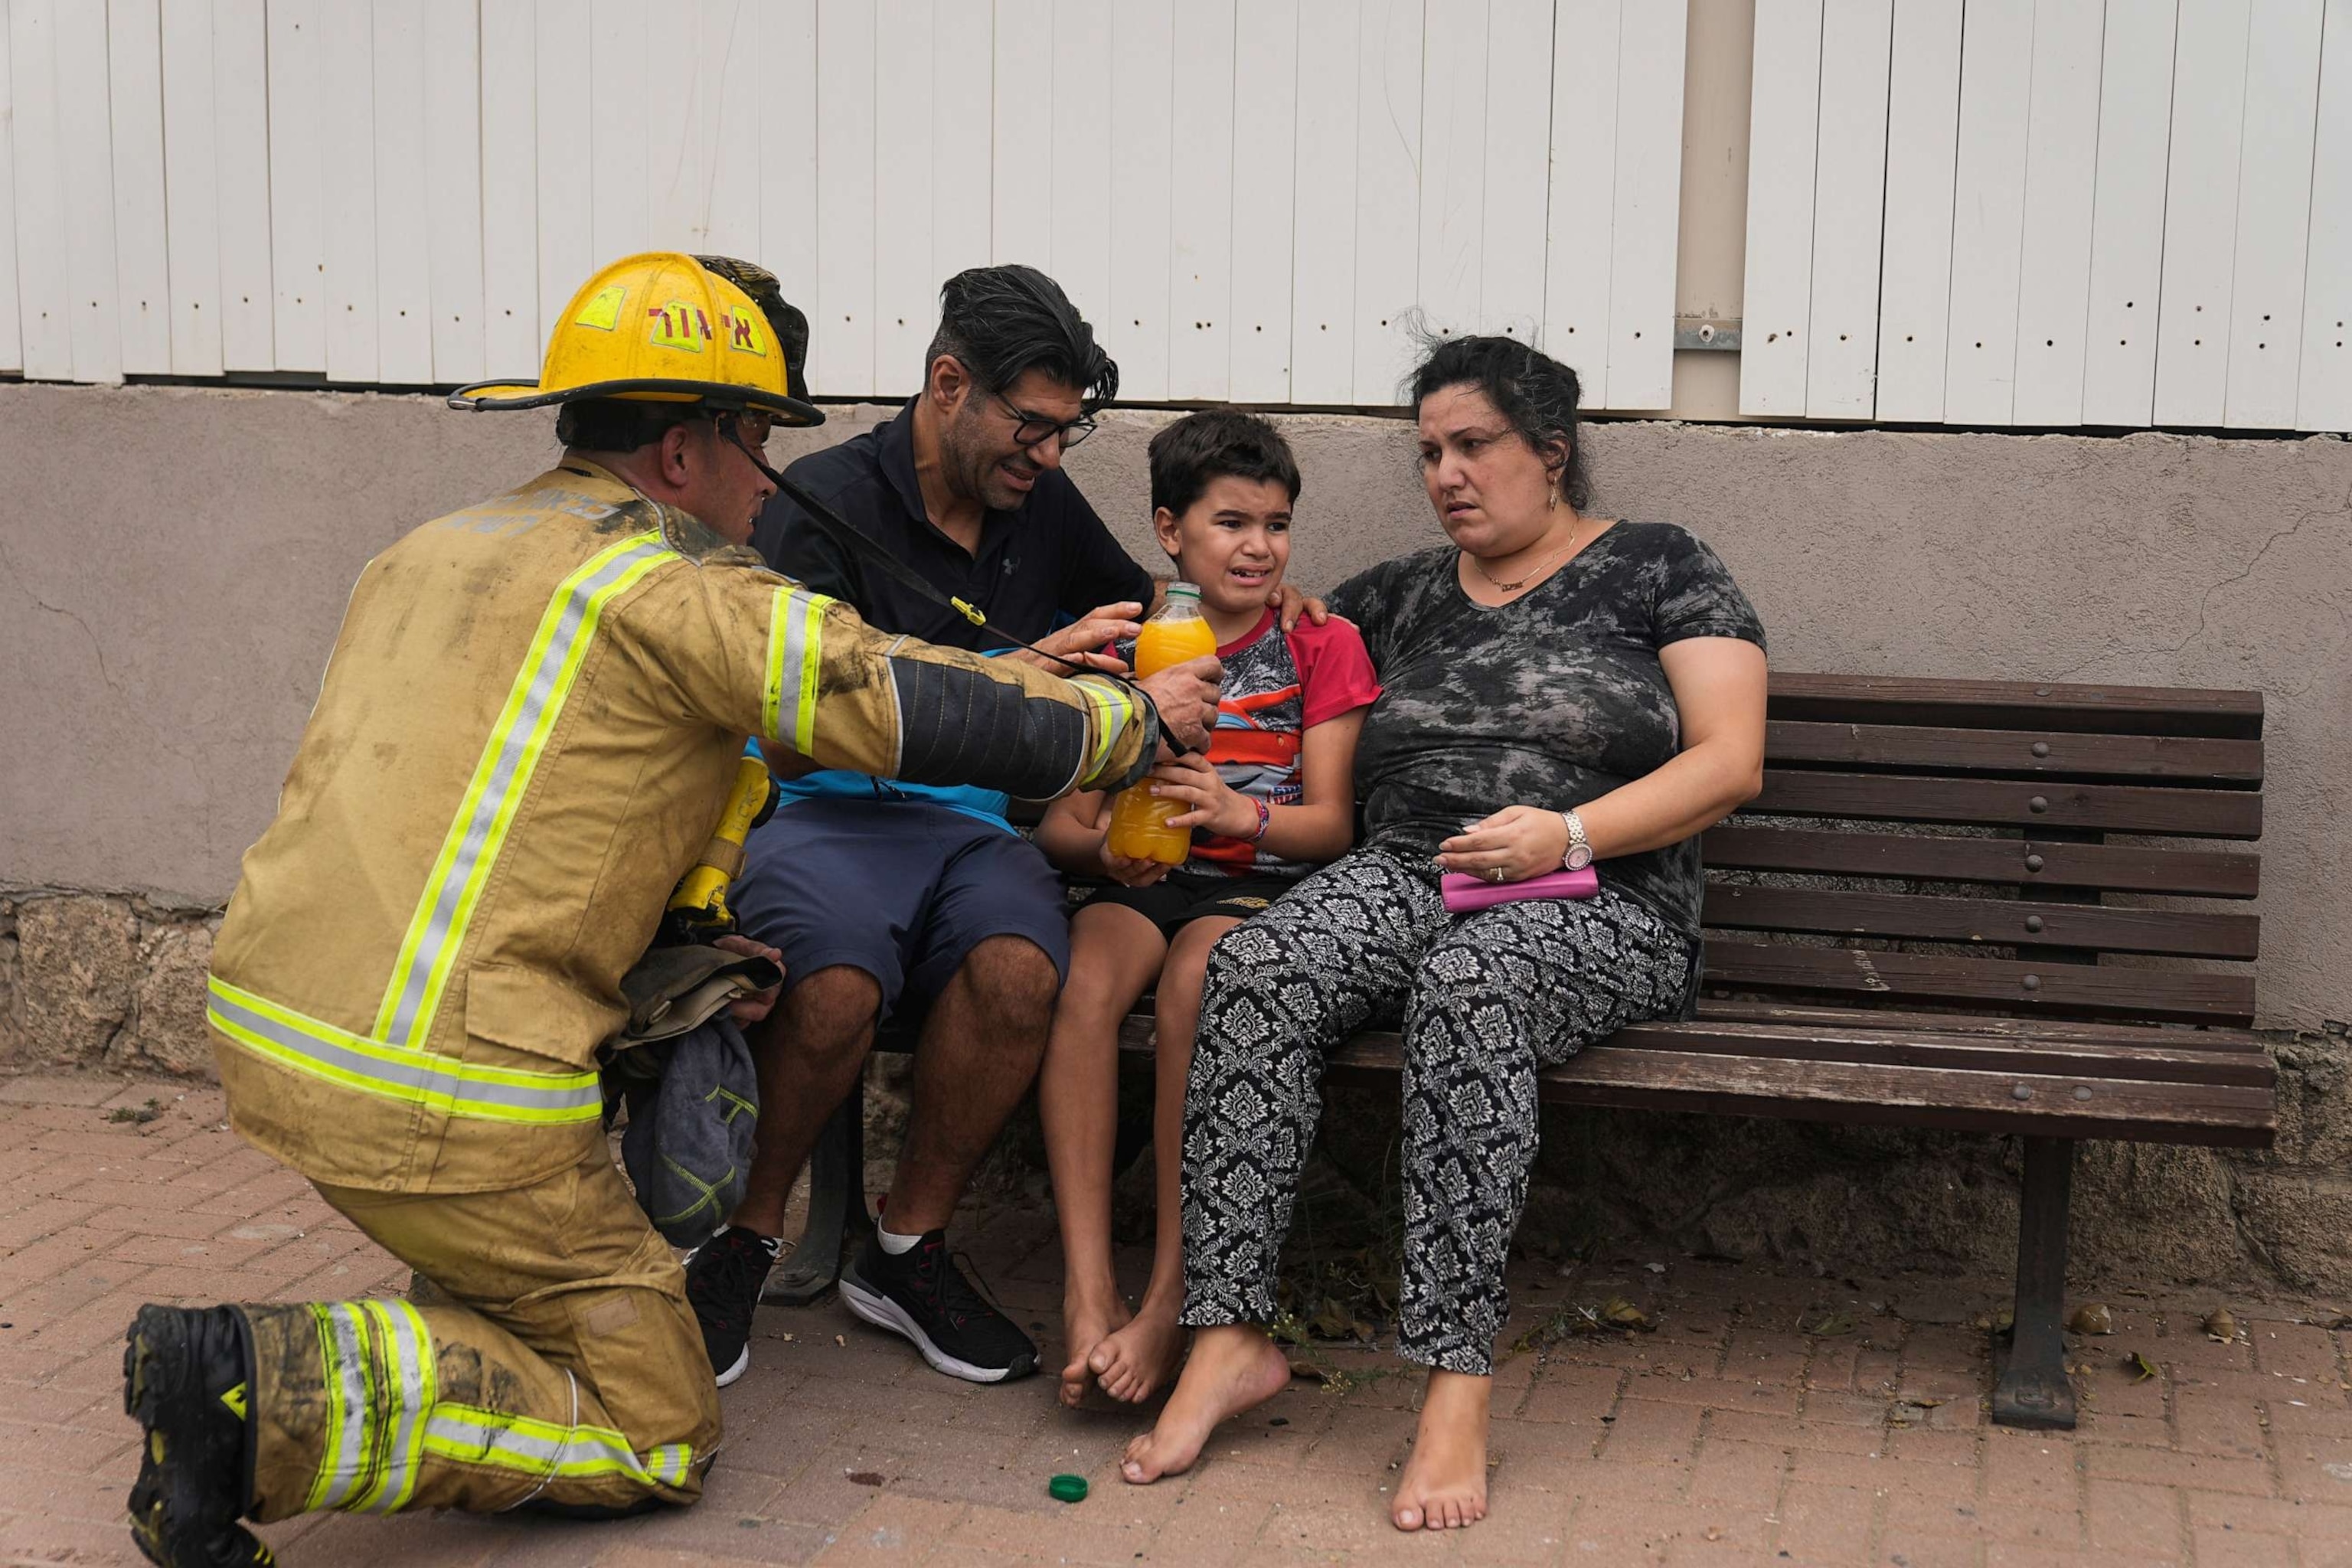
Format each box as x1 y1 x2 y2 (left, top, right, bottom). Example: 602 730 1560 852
2054 488 2351 683
0 537 121 692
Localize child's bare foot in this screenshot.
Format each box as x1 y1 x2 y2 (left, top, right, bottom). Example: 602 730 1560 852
1059 1290 1132 1408
1088 1299 1187 1403
1391 1371 1491 1531
1120 1325 1289 1483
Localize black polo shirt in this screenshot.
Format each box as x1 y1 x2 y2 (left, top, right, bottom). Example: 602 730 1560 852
750 400 1154 648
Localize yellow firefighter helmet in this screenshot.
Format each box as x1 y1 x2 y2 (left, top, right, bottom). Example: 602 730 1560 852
449 251 822 426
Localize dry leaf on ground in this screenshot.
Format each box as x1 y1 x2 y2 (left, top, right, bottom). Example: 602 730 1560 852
2068 1303 2114 1335
2203 1308 2238 1342
1601 1297 1653 1331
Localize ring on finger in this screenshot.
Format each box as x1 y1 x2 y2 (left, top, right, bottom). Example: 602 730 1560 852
1488 866 1505 884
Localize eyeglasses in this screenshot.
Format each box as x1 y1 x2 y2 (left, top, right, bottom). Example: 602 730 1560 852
989 390 1096 452
717 410 776 448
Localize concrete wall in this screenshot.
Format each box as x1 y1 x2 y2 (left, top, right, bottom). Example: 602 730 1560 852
6 384 2344 1026
3 384 2347 1282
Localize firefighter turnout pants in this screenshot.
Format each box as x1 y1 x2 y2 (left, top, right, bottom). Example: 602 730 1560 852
238 1142 720 1519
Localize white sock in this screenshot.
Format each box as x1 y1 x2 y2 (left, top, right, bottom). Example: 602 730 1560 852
877 1224 924 1256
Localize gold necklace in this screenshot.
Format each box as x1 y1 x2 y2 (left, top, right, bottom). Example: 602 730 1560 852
1470 518 1586 593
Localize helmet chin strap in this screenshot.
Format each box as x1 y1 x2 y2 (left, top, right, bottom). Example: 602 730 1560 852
714 415 1191 757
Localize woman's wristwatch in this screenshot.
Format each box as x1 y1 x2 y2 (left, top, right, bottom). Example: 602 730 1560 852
1558 809 1593 871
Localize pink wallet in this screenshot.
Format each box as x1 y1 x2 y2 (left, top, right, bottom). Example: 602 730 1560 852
1439 865 1600 914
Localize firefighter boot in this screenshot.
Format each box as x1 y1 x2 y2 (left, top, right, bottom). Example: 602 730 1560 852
123 1304 271 1567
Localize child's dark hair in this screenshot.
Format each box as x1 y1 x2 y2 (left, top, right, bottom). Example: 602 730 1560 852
1406 334 1594 511
1148 408 1303 518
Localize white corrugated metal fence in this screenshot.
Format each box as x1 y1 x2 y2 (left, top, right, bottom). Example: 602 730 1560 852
3 0 2347 430
1743 0 2350 432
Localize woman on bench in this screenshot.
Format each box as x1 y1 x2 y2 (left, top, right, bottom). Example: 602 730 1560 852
1119 336 1769 1531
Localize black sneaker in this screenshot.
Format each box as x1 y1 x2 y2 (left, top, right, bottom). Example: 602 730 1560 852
838 1227 1036 1383
684 1227 782 1387
123 1304 271 1568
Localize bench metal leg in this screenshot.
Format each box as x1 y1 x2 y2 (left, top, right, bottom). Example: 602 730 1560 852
1992 1136 2077 1430
763 1083 867 1305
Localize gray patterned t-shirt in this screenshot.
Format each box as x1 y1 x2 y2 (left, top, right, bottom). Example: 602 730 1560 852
1326 521 1766 938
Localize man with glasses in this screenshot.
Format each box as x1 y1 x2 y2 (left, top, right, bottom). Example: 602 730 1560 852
684 266 1246 1388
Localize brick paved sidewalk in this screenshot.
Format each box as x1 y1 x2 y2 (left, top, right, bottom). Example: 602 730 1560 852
2 1072 2348 1567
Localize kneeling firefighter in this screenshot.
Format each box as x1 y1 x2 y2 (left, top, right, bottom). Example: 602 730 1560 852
123 252 1216 1565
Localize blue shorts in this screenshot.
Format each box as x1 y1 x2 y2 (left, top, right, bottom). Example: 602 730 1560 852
730 797 1072 1027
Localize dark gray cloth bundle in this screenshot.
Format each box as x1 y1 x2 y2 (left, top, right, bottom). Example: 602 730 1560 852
604 945 781 1247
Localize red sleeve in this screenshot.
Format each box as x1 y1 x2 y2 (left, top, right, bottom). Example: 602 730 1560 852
1285 616 1383 729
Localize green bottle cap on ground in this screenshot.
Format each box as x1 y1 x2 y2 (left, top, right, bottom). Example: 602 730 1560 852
1048 1472 1088 1504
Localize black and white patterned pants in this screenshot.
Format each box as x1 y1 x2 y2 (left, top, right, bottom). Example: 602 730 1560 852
1178 847 1693 1375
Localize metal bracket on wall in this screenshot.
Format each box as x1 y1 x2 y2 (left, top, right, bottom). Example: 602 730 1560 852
1673 316 1742 351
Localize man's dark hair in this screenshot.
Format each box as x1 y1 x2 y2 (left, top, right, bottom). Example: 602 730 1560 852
556 397 702 454
1148 409 1303 518
1407 334 1594 511
925 265 1119 413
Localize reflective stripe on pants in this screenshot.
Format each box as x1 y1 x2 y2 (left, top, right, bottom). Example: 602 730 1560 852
243 1144 719 1520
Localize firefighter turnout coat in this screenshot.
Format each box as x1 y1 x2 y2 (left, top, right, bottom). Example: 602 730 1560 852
207 459 1154 1195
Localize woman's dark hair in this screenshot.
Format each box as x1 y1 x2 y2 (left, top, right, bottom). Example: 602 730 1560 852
926 264 1119 413
1406 334 1593 511
1148 408 1302 517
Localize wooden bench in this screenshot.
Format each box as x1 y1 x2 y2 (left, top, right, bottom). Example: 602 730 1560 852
769 671 2274 1431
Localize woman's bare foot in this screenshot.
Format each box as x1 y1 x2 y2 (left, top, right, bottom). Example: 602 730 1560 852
1088 1298 1187 1403
1120 1325 1290 1484
1059 1290 1132 1409
1391 1371 1491 1531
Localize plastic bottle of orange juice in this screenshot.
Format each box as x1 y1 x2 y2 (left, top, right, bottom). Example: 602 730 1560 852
1106 583 1219 865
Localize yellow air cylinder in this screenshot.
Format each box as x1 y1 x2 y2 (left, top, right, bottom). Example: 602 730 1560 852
664 753 775 942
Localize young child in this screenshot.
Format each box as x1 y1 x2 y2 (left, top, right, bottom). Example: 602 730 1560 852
1035 410 1380 1408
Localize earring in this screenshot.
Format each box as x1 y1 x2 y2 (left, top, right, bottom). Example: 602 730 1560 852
1547 486 1559 511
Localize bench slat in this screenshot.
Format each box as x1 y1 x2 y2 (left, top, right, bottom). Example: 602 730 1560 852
1701 942 2257 1025
1696 1000 2267 1053
1606 1019 2274 1086
1766 720 2263 784
1702 825 2262 898
1767 674 2265 740
1148 1029 2277 1145
1534 1052 2274 1146
1112 1013 2271 1086
1113 1005 2266 1055
1704 885 2259 960
1753 770 2263 838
